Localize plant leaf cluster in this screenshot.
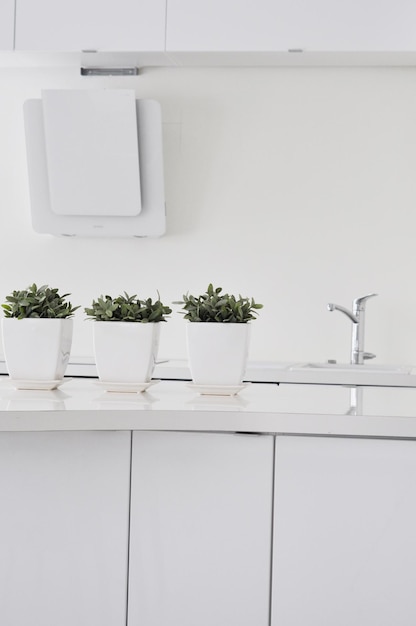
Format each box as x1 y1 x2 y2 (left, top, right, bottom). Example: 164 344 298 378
2 283 79 319
176 284 263 323
84 292 172 322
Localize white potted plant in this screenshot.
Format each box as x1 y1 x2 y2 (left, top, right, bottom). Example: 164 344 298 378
1 283 79 388
84 292 171 391
176 283 263 391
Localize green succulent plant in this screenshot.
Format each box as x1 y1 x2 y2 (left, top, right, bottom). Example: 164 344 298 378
84 292 172 322
1 283 79 319
175 283 263 323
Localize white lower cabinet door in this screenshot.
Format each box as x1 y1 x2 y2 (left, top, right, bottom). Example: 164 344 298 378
128 431 274 626
272 435 416 626
0 431 131 626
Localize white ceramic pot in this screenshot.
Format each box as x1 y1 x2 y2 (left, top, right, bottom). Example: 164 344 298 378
93 321 161 383
2 317 73 381
186 322 251 386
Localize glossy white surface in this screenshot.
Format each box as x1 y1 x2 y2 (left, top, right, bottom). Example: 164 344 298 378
167 0 416 53
285 361 416 385
0 430 130 626
2 318 73 381
2 357 416 387
42 89 141 218
15 0 166 51
93 321 160 383
129 431 273 626
272 435 416 626
291 362 411 373
186 322 250 385
24 98 166 237
1 377 416 438
155 359 416 388
0 0 14 50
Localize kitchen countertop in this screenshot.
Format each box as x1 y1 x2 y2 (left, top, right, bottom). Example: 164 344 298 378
1 376 416 438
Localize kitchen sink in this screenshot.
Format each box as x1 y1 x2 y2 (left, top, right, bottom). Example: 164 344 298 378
276 361 416 387
289 362 414 374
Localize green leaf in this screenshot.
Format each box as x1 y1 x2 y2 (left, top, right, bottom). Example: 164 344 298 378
175 284 263 323
84 291 171 323
1 284 79 319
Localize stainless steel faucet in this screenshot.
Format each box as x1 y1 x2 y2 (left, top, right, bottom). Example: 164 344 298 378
327 293 378 365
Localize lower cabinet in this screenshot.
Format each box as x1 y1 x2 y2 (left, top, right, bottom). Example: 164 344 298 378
4 428 413 626
272 435 416 626
0 429 273 626
128 431 274 626
0 431 131 626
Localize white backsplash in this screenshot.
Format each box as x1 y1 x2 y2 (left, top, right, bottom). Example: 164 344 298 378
0 65 415 366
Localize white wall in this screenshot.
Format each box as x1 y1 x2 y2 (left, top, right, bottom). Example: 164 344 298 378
1 63 416 365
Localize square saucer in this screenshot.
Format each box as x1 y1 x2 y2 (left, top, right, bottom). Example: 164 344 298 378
187 382 250 396
8 378 72 391
94 380 159 393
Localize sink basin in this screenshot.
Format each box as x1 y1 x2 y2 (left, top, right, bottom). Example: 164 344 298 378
290 363 413 375
278 362 416 387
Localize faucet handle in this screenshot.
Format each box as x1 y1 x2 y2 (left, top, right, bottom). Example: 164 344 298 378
353 293 378 310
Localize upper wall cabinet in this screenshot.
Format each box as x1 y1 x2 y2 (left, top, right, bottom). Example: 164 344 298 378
166 0 416 63
10 0 416 66
0 0 15 50
15 0 166 51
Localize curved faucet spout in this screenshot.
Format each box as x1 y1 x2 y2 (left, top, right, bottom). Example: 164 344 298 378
327 293 377 364
327 303 358 324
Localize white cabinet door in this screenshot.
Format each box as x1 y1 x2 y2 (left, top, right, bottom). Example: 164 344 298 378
128 431 273 626
272 435 416 626
0 0 15 50
15 0 166 51
0 431 131 626
277 0 416 52
166 0 416 52
166 0 283 51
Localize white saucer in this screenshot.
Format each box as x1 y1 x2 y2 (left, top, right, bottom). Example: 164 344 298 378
9 378 72 391
95 380 159 393
187 382 250 396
